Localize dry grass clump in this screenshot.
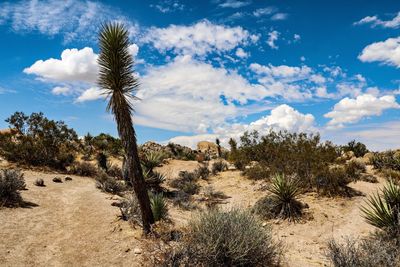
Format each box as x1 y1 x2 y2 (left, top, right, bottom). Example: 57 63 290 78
194 163 210 180
163 209 282 266
211 160 228 175
0 169 26 207
34 178 45 187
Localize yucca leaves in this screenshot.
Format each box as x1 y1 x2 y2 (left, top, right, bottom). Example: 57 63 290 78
361 180 400 231
149 192 168 221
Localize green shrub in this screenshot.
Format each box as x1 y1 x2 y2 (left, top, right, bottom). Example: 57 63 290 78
164 209 281 266
145 171 166 191
371 151 400 171
142 151 165 173
150 192 168 221
361 180 400 235
345 159 366 180
0 112 78 170
0 169 25 207
342 140 369 158
95 171 125 194
243 164 270 180
69 161 98 177
253 174 303 221
316 166 355 196
96 152 108 171
211 160 228 175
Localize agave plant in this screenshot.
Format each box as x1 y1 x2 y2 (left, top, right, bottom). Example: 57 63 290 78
267 174 303 221
361 180 400 232
149 192 168 221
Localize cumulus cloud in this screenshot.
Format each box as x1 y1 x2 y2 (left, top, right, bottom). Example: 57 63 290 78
253 7 276 17
166 104 315 148
142 20 258 56
324 94 400 128
0 0 138 43
358 37 400 67
235 47 248 58
135 55 270 133
218 0 251 8
267 30 279 49
354 12 400 28
75 87 106 103
150 0 184 13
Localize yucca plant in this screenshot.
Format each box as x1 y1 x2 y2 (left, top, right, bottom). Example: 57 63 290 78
267 174 303 221
361 180 400 233
142 151 165 173
149 192 168 221
98 22 154 233
145 171 166 192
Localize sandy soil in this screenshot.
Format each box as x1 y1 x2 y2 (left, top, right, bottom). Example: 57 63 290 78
0 160 385 267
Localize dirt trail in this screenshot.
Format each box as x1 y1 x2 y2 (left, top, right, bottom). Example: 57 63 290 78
0 170 145 267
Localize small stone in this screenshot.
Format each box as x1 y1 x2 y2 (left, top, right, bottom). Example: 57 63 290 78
52 177 62 183
262 222 267 227
133 248 142 254
65 176 73 181
125 248 131 253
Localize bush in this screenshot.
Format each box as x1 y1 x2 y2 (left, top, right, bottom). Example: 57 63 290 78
150 192 168 221
171 191 196 210
235 130 339 186
0 169 25 206
34 178 45 187
169 171 200 195
253 174 303 221
342 140 369 158
381 168 400 182
145 171 166 191
164 209 282 266
194 164 210 180
106 164 123 179
119 195 142 225
96 152 108 171
361 180 400 235
344 159 366 180
371 151 400 171
316 166 355 196
211 160 228 175
327 234 400 267
142 151 166 173
243 164 270 180
69 161 98 177
0 112 78 170
95 171 125 194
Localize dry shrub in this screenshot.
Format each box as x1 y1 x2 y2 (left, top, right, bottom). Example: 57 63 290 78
0 169 25 207
106 164 123 179
95 171 125 194
195 164 210 180
169 171 200 195
163 209 282 266
243 164 270 180
69 161 98 177
119 195 142 226
345 159 366 180
211 160 228 175
316 166 355 197
34 178 45 187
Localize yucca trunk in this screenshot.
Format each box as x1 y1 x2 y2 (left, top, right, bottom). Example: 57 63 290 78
115 106 154 232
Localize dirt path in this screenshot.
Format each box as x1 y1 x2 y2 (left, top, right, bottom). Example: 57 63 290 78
0 170 146 267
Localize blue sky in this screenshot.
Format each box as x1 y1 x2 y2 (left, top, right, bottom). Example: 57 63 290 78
0 0 399 150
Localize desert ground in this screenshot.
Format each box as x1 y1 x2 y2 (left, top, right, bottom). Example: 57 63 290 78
0 159 384 267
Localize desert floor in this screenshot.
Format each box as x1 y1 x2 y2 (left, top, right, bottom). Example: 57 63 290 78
0 160 383 267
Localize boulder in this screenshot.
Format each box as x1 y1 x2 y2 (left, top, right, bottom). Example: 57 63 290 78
197 141 219 158
362 152 374 165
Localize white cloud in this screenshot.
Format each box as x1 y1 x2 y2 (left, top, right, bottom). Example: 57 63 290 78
166 104 315 148
0 0 138 43
235 47 248 58
128 44 139 58
358 37 400 67
294 34 301 41
135 56 270 133
267 30 279 49
24 47 98 83
271 13 288 21
142 19 257 56
150 1 184 13
52 86 71 96
253 7 275 17
354 12 400 29
75 87 106 103
218 0 251 8
300 56 306 61
324 94 400 128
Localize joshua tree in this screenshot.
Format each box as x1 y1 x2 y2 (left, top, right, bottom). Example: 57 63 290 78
98 22 154 233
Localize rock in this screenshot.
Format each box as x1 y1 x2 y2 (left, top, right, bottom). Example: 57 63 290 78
64 176 73 181
52 177 62 183
343 151 355 160
125 248 131 253
133 248 142 254
362 152 374 165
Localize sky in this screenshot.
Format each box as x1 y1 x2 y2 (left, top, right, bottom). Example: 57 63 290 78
0 0 399 151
